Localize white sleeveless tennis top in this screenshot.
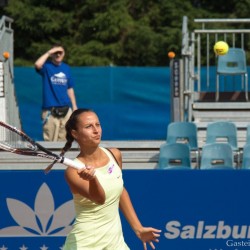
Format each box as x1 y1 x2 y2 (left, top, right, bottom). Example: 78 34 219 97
63 147 130 250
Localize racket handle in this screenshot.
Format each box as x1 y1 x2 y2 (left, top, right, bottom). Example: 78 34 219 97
62 157 86 170
62 157 96 177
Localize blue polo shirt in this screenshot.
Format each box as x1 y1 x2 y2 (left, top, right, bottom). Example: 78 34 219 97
36 61 75 109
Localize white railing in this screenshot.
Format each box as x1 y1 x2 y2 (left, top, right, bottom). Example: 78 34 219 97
181 17 250 121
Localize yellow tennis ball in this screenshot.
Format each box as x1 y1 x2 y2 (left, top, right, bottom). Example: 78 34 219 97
214 41 229 55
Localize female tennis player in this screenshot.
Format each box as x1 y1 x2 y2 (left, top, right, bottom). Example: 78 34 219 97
62 108 161 250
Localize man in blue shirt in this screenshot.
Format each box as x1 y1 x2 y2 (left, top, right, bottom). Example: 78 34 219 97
35 44 77 141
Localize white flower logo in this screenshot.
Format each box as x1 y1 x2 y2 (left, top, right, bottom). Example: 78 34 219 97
0 183 75 236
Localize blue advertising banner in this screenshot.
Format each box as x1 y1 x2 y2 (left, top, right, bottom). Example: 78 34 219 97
0 169 249 250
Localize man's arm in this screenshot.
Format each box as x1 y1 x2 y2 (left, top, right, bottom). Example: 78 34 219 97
34 50 51 70
67 88 78 111
34 47 64 70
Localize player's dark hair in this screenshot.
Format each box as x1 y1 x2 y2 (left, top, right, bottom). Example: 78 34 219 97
61 108 94 156
44 108 94 173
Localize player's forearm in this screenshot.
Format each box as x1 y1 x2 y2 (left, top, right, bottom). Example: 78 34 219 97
119 188 143 232
88 177 106 204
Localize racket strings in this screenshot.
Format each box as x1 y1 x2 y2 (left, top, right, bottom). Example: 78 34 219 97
0 126 36 151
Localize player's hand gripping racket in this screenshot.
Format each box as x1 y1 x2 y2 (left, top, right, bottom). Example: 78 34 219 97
0 121 86 173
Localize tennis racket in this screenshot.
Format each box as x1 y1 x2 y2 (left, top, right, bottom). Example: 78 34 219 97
0 121 86 173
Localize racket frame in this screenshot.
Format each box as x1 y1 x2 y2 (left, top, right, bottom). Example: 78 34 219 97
0 121 85 170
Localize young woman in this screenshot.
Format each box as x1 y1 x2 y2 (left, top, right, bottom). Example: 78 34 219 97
61 108 161 250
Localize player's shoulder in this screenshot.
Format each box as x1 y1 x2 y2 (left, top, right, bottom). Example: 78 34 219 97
107 147 121 158
106 147 122 168
65 165 77 175
64 164 81 183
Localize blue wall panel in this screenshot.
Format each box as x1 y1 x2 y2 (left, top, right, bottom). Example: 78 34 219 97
14 66 170 141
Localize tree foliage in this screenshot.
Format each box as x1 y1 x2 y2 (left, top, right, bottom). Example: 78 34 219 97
0 0 249 66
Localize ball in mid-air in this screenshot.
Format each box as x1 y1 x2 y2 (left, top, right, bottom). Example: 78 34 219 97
214 41 229 55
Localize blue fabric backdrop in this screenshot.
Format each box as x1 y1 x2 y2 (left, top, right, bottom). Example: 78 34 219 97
14 66 170 140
